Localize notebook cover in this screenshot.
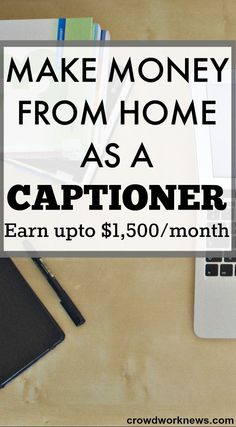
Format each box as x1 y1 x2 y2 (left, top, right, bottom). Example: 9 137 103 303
0 258 65 388
65 17 93 40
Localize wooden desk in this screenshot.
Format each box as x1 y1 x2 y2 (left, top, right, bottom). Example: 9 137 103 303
1 1 236 425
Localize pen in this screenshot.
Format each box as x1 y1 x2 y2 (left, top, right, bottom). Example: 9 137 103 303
31 257 86 327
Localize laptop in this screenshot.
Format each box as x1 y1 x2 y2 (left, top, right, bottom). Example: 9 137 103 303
193 67 236 338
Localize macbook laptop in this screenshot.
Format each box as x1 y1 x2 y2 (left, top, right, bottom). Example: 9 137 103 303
193 67 235 338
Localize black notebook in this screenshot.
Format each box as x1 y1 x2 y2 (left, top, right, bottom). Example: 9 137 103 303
0 258 65 388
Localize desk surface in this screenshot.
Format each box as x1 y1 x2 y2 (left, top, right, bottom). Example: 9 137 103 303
1 1 236 426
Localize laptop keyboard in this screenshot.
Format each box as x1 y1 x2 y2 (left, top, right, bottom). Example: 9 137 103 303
205 191 235 275
205 257 236 276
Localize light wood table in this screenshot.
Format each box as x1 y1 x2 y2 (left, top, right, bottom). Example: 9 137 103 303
1 1 236 425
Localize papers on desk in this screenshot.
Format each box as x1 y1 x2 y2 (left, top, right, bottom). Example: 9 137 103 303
0 17 109 41
1 17 119 185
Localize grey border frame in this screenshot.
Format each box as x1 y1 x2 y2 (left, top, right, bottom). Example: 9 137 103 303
0 40 234 257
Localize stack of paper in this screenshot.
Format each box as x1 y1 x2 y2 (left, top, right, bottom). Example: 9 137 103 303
1 18 131 186
0 17 110 41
